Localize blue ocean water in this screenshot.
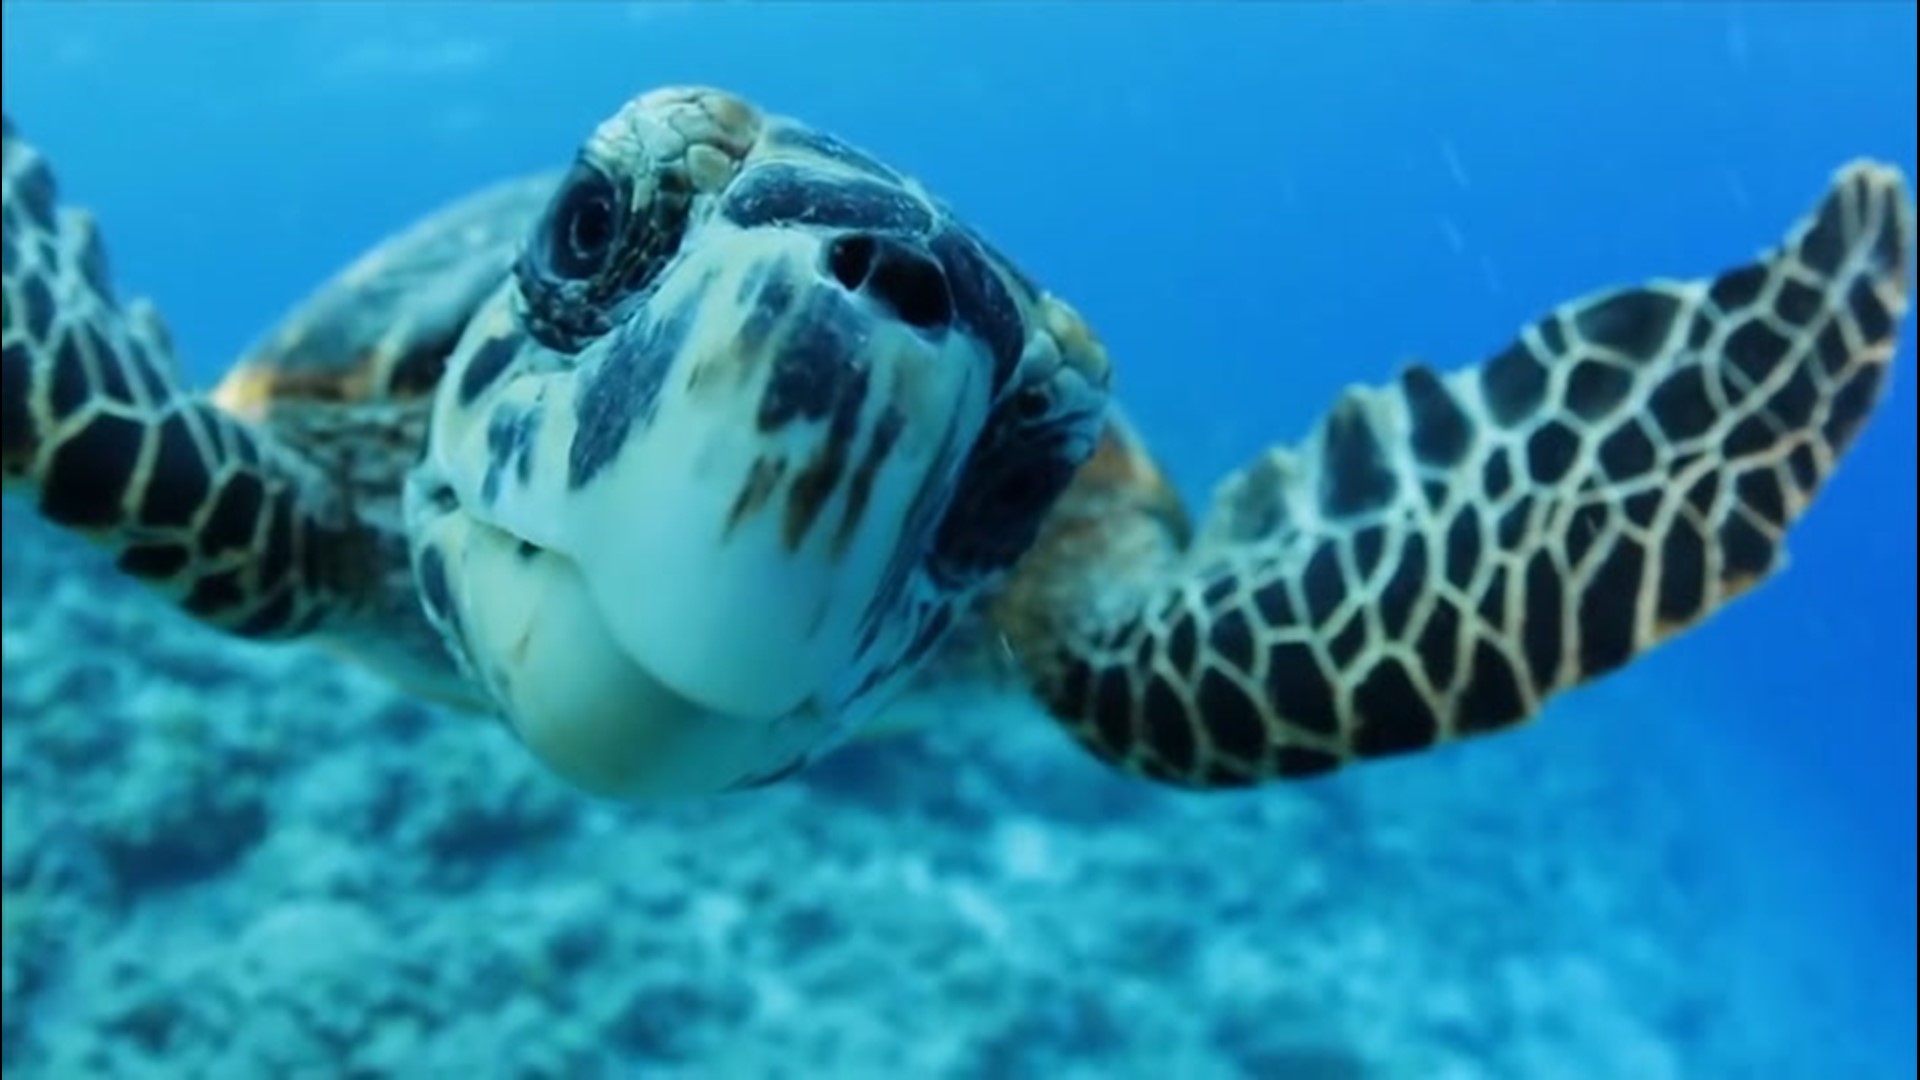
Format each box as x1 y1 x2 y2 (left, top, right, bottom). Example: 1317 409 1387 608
2 2 1914 1076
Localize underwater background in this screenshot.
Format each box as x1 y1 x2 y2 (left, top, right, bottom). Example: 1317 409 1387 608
1 2 1914 1077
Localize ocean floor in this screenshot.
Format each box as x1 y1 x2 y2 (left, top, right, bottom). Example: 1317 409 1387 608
0 497 1905 1079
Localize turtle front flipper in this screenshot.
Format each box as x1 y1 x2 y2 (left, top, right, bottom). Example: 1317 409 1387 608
2 116 362 638
1000 160 1913 788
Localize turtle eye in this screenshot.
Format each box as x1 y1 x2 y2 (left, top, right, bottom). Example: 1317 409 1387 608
545 166 620 280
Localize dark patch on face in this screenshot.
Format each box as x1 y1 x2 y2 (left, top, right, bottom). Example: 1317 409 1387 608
721 162 933 235
416 544 459 638
736 265 797 360
898 603 955 674
569 293 700 490
457 330 522 406
930 228 1026 395
1317 397 1397 518
724 455 789 538
40 412 143 528
833 406 904 557
782 359 871 551
481 407 540 505
758 293 866 432
1575 288 1681 360
763 123 901 182
930 411 1085 586
1401 363 1471 467
388 344 452 398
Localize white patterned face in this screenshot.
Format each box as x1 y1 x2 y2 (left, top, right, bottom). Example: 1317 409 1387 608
405 86 1111 798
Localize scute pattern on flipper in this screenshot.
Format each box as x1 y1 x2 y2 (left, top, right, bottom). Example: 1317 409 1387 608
1 116 363 638
1012 161 1912 788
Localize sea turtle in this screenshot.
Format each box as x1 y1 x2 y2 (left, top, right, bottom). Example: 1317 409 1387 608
2 86 1911 800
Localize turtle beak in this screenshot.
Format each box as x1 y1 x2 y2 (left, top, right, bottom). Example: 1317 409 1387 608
543 226 991 722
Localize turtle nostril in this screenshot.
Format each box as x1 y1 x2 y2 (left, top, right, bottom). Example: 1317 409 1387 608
826 234 878 291
824 233 953 332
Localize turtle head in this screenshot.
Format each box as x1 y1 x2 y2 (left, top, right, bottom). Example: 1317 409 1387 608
408 86 1110 798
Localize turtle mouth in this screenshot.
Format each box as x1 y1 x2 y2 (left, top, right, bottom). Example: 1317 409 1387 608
410 502 841 799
